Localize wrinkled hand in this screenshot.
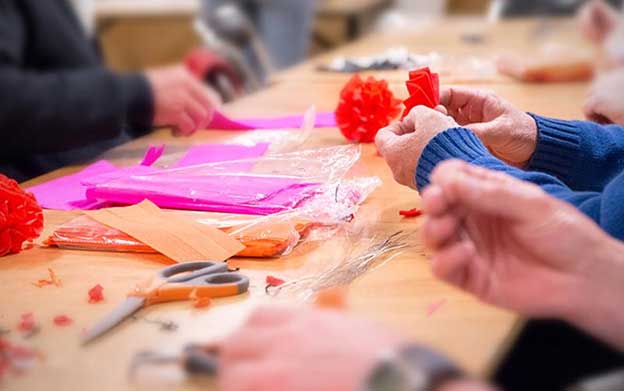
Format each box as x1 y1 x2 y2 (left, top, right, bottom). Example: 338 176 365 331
439 87 537 167
219 306 404 391
577 0 620 44
421 159 620 320
146 65 220 136
375 106 458 189
583 69 624 125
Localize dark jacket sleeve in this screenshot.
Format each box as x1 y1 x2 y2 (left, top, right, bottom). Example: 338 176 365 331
0 0 154 156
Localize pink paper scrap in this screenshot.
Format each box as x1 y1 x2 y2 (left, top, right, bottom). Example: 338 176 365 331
29 143 270 211
209 110 336 130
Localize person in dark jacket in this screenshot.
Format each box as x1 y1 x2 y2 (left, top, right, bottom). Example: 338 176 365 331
0 0 219 182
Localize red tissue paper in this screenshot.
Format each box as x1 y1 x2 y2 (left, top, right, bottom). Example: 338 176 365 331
88 284 104 303
53 315 73 327
0 174 43 257
335 75 401 143
402 67 440 119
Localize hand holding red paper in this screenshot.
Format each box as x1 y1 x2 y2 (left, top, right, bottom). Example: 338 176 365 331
376 106 458 189
439 86 538 167
402 67 440 118
0 174 43 257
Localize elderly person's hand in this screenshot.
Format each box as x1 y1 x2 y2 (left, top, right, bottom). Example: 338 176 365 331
578 0 621 44
583 69 624 125
218 306 499 391
421 160 624 349
218 306 404 391
146 65 221 136
375 106 458 189
439 87 537 167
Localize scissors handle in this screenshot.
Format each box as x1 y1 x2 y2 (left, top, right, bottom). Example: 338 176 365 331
159 261 228 283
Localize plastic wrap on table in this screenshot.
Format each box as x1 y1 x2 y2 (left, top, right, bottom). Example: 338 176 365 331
44 214 304 258
44 175 381 258
84 145 361 215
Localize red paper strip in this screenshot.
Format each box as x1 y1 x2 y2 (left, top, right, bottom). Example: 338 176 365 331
266 275 285 287
399 208 423 218
53 315 73 327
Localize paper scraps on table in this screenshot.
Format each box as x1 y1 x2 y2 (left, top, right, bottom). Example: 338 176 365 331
28 142 270 211
402 67 440 119
265 275 286 293
32 268 62 287
53 315 73 327
88 284 104 303
399 208 423 218
0 338 40 380
209 110 336 130
189 288 212 309
140 145 165 166
84 200 244 263
426 299 447 317
17 313 36 333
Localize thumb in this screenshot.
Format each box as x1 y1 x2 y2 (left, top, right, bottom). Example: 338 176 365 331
430 160 550 221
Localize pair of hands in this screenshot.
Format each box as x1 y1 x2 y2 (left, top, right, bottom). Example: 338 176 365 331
375 87 538 189
145 65 221 136
217 160 624 391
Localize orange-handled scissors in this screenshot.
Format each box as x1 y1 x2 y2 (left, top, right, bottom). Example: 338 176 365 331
82 261 249 345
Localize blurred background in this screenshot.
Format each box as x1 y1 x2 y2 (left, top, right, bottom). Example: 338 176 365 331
94 0 621 102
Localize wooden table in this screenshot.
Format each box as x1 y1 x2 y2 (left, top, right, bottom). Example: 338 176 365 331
2 18 589 391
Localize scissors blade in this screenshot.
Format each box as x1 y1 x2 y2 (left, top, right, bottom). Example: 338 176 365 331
82 296 146 345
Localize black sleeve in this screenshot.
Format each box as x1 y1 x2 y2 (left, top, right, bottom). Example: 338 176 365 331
0 0 154 156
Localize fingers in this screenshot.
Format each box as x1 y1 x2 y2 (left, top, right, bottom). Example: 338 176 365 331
422 213 462 251
431 239 476 289
219 361 290 391
172 112 197 136
421 185 449 217
244 306 296 328
439 87 486 122
184 95 211 130
374 126 400 156
220 328 282 362
430 160 550 221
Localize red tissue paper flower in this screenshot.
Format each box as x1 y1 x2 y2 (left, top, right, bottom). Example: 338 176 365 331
0 174 43 257
402 67 440 119
335 75 401 143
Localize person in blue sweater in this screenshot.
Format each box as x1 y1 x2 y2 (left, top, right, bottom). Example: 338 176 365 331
375 86 624 240
374 86 624 390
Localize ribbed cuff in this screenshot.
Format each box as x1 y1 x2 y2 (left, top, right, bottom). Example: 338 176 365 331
527 114 581 183
416 127 490 191
119 73 154 136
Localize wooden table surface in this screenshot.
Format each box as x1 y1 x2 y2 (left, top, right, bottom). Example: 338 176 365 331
2 18 589 391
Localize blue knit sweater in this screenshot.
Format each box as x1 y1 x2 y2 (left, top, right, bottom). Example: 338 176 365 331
416 114 624 240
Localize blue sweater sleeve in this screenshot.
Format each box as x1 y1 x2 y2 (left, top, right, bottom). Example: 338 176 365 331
527 114 624 192
416 128 624 241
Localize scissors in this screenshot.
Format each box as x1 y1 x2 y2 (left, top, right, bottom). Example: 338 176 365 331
82 261 249 345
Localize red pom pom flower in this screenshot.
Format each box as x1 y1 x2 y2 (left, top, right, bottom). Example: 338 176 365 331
335 75 401 143
0 174 43 257
402 67 440 119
